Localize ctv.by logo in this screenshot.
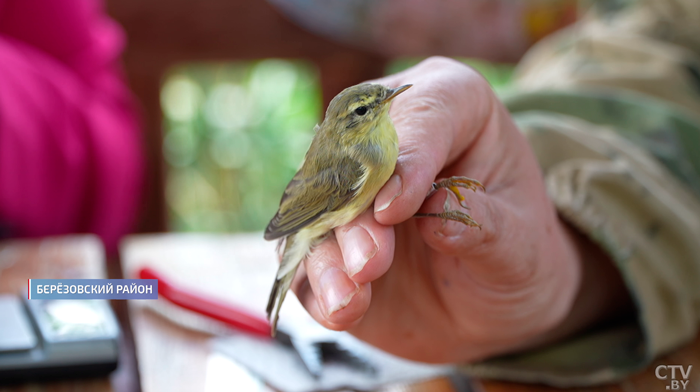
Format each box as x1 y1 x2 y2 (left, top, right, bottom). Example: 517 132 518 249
656 365 692 390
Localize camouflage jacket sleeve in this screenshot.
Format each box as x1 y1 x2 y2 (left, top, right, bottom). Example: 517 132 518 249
460 0 700 386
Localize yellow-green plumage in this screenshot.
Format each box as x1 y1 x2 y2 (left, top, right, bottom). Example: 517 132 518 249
265 83 411 335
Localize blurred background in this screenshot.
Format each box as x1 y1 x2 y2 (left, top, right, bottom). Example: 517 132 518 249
105 0 518 236
4 1 700 391
161 60 322 232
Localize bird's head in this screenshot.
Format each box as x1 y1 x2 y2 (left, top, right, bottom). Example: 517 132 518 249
322 83 412 135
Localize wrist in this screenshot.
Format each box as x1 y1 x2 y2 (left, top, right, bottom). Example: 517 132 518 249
525 217 634 350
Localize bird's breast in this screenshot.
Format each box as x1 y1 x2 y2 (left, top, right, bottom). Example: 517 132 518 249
352 116 399 208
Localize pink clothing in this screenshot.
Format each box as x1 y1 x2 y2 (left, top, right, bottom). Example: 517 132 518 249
0 0 144 253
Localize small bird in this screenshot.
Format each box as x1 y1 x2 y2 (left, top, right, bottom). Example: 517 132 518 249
264 83 484 335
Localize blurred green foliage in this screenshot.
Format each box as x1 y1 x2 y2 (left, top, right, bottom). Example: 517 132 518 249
162 57 513 233
162 60 321 232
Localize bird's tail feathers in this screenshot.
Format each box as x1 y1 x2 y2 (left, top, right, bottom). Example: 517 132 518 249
266 272 294 337
266 233 310 336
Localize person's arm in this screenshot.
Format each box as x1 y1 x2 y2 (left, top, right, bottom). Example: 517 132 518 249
464 96 700 384
254 0 700 387
0 0 144 253
466 0 700 382
286 0 700 385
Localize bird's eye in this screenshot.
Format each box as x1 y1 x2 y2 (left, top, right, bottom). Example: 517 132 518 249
354 106 368 116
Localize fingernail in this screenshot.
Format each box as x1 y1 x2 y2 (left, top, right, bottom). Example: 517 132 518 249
319 267 359 316
376 174 402 212
342 227 378 277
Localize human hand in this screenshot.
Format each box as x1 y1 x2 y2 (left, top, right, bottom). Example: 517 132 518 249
291 57 628 363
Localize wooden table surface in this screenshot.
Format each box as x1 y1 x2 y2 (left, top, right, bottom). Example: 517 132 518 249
1 234 698 392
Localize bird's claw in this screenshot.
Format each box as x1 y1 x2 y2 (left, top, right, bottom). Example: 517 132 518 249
434 176 485 193
430 176 485 211
418 176 486 228
415 210 482 230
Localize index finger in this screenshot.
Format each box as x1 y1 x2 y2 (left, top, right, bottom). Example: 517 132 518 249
371 57 496 225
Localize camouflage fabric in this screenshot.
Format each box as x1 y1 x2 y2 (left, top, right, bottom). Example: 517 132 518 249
461 0 700 386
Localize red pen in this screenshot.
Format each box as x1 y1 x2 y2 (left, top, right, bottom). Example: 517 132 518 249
138 267 271 337
138 267 374 378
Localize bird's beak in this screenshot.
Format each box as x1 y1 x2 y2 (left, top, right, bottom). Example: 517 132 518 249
382 84 412 105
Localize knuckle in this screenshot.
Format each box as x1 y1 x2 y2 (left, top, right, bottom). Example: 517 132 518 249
420 56 482 81
406 92 449 116
420 56 463 71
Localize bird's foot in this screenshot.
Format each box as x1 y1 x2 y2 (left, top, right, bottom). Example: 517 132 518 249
416 176 485 229
427 176 485 210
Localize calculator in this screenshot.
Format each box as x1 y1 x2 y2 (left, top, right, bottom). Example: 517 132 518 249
0 293 120 382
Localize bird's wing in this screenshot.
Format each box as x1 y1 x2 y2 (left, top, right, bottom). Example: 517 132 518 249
264 155 364 240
